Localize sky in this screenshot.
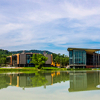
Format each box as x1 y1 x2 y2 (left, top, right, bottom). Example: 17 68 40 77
0 0 100 55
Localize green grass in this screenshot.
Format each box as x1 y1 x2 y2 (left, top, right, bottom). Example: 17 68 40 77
0 67 67 72
0 67 96 73
67 68 92 70
41 67 59 70
92 68 100 70
0 67 38 72
41 67 67 71
0 67 39 74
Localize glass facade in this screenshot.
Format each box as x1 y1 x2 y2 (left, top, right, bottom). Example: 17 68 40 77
86 54 93 65
26 54 32 64
93 52 100 66
69 50 86 65
69 51 73 64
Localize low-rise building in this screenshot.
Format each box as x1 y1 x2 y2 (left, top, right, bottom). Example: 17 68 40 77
67 48 100 68
6 52 53 67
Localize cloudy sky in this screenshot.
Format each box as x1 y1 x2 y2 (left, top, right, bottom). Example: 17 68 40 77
0 0 100 54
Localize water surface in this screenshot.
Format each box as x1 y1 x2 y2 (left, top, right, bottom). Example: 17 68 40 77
0 71 100 100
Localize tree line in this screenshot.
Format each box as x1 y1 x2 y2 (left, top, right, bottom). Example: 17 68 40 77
0 52 69 68
0 54 10 67
31 53 69 68
0 49 12 67
52 53 69 67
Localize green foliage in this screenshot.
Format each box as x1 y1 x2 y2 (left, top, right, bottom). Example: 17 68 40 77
1 64 6 67
0 49 12 66
52 53 69 67
0 55 7 66
0 75 8 89
55 56 60 64
52 53 58 61
53 72 69 83
0 49 12 55
31 73 48 87
31 54 48 68
60 57 69 67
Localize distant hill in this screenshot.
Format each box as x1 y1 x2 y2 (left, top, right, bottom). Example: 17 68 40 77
0 49 54 56
11 50 53 54
0 49 12 55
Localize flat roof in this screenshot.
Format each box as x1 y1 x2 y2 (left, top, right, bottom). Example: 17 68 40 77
67 48 100 54
67 48 100 51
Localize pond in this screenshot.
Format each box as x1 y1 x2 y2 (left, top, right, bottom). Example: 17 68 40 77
0 70 100 100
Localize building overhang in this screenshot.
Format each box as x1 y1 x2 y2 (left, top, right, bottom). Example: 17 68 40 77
67 48 100 55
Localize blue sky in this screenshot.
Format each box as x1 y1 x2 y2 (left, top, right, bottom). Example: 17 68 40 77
0 0 100 54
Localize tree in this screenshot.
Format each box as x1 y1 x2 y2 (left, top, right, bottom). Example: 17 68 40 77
52 53 58 61
55 56 60 64
31 54 48 69
53 53 69 67
0 54 7 66
64 57 69 65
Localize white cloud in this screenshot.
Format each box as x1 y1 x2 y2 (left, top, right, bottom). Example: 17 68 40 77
0 0 100 53
0 23 24 35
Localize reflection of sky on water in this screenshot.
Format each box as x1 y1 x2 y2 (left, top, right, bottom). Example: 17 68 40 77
0 81 100 100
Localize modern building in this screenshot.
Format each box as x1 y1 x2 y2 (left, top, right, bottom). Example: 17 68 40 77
67 48 100 68
6 52 53 67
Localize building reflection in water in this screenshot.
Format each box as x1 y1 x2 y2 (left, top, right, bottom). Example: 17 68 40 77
1 71 100 92
69 71 100 92
0 71 69 90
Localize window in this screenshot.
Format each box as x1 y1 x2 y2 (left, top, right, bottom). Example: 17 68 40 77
26 54 32 64
73 50 86 65
69 51 73 64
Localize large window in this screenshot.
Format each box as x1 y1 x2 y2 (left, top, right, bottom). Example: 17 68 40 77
69 50 86 65
73 50 86 65
69 51 73 58
26 54 32 64
69 51 73 64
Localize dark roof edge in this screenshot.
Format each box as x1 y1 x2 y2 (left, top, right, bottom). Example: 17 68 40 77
67 48 100 51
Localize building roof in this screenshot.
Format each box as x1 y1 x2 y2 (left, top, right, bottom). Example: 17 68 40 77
67 48 100 54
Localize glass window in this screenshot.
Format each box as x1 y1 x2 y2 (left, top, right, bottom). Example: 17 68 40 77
26 54 32 64
69 51 73 64
69 51 73 58
73 50 86 65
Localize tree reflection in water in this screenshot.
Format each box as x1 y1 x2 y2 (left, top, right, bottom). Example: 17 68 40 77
0 75 8 89
31 73 48 87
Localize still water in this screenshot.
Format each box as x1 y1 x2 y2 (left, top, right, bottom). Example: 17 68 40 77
0 71 100 100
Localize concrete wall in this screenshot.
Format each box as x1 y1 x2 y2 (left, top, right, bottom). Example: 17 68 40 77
20 54 26 64
44 54 52 64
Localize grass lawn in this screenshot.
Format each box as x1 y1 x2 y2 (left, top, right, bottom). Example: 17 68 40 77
0 67 98 73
